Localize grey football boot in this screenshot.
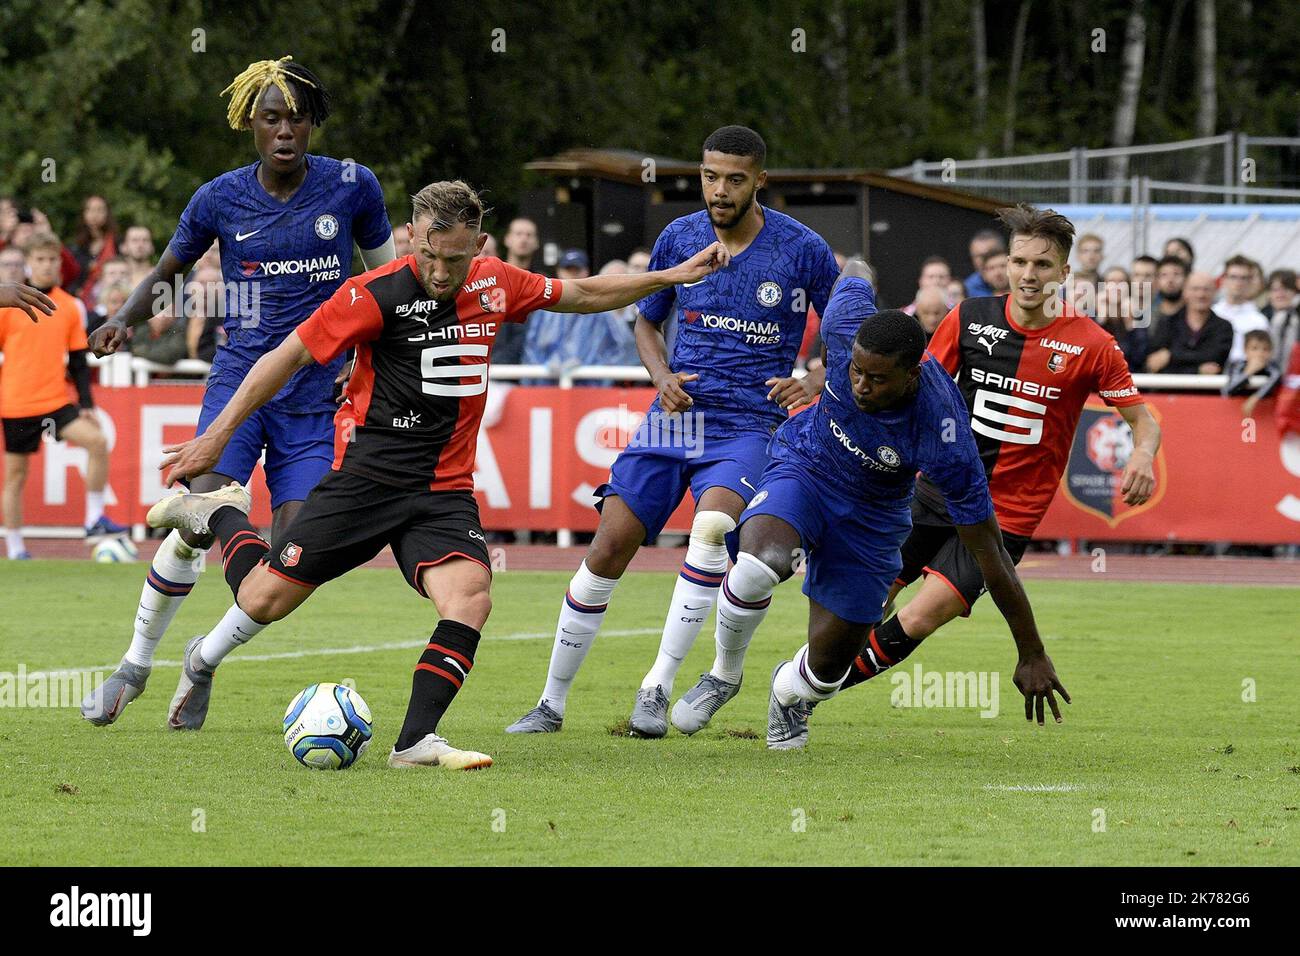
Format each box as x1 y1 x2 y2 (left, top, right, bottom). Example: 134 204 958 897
146 482 251 536
767 662 814 750
627 684 670 738
505 701 564 734
670 673 741 735
167 635 216 731
80 658 151 726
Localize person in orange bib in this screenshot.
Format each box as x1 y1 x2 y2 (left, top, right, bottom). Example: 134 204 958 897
0 231 125 559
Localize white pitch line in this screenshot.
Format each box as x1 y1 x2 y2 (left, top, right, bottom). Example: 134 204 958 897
982 784 1082 792
21 627 661 678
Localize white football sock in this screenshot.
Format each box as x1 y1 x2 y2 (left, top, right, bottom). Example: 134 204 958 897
710 551 780 684
124 530 202 668
199 603 267 668
539 560 620 714
774 643 849 706
641 510 734 692
85 490 105 526
6 530 25 558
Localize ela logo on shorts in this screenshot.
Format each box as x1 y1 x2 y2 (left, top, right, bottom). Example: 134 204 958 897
756 281 782 307
280 543 304 568
315 214 339 240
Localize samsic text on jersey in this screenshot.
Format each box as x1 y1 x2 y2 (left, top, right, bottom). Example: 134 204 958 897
296 255 561 491
917 295 1144 536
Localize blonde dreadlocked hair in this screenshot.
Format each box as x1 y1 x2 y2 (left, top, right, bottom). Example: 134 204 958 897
220 55 332 131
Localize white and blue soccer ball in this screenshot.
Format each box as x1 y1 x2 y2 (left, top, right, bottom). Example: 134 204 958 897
283 682 373 770
91 536 138 563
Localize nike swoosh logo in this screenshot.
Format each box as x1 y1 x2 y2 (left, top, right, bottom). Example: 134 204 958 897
683 604 709 611
740 477 756 492
683 279 708 288
235 229 262 242
824 381 842 402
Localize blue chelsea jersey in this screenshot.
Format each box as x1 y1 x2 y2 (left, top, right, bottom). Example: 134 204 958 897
774 277 994 525
169 154 391 413
636 207 839 436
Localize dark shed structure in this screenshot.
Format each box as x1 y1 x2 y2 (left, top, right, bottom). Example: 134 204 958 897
519 149 1007 308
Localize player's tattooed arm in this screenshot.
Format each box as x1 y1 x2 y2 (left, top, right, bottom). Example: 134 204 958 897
89 247 195 356
158 331 315 486
634 313 696 412
555 242 731 314
0 281 56 322
955 515 1071 726
1116 403 1160 505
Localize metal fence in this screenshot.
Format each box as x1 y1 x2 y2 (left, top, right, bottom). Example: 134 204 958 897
87 354 1254 394
891 133 1300 205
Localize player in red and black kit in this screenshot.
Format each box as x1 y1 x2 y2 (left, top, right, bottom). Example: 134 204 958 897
144 180 731 768
837 204 1161 721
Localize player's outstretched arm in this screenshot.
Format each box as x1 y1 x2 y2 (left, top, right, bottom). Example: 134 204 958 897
89 247 194 356
553 242 730 314
1116 403 1160 505
0 281 56 322
158 331 315 486
955 515 1071 726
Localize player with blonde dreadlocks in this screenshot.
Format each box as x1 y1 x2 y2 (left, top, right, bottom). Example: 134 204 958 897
82 56 396 729
220 55 331 133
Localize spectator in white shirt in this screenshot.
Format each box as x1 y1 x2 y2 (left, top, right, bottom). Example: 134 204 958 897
1214 255 1270 363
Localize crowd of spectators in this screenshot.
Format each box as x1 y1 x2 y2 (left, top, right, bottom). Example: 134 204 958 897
4 191 1298 416
0 198 655 377
889 228 1300 419
0 195 212 368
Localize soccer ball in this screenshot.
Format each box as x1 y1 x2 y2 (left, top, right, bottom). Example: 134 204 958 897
91 536 138 563
282 682 373 770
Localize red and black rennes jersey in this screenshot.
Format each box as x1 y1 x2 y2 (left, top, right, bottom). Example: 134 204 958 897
916 295 1144 536
296 255 562 491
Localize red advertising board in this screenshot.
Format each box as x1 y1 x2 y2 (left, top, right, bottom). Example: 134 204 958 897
1036 394 1300 544
5 385 1299 544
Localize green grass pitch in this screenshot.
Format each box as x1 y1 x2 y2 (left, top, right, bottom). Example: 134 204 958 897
0 560 1296 866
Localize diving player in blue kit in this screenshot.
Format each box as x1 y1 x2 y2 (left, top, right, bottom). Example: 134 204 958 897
81 56 395 726
507 126 841 738
687 270 1070 748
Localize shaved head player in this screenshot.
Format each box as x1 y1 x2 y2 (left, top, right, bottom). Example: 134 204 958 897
830 204 1159 723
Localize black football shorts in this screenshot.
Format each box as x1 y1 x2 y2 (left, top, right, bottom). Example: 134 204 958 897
265 470 492 595
2 403 79 455
897 494 1030 617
